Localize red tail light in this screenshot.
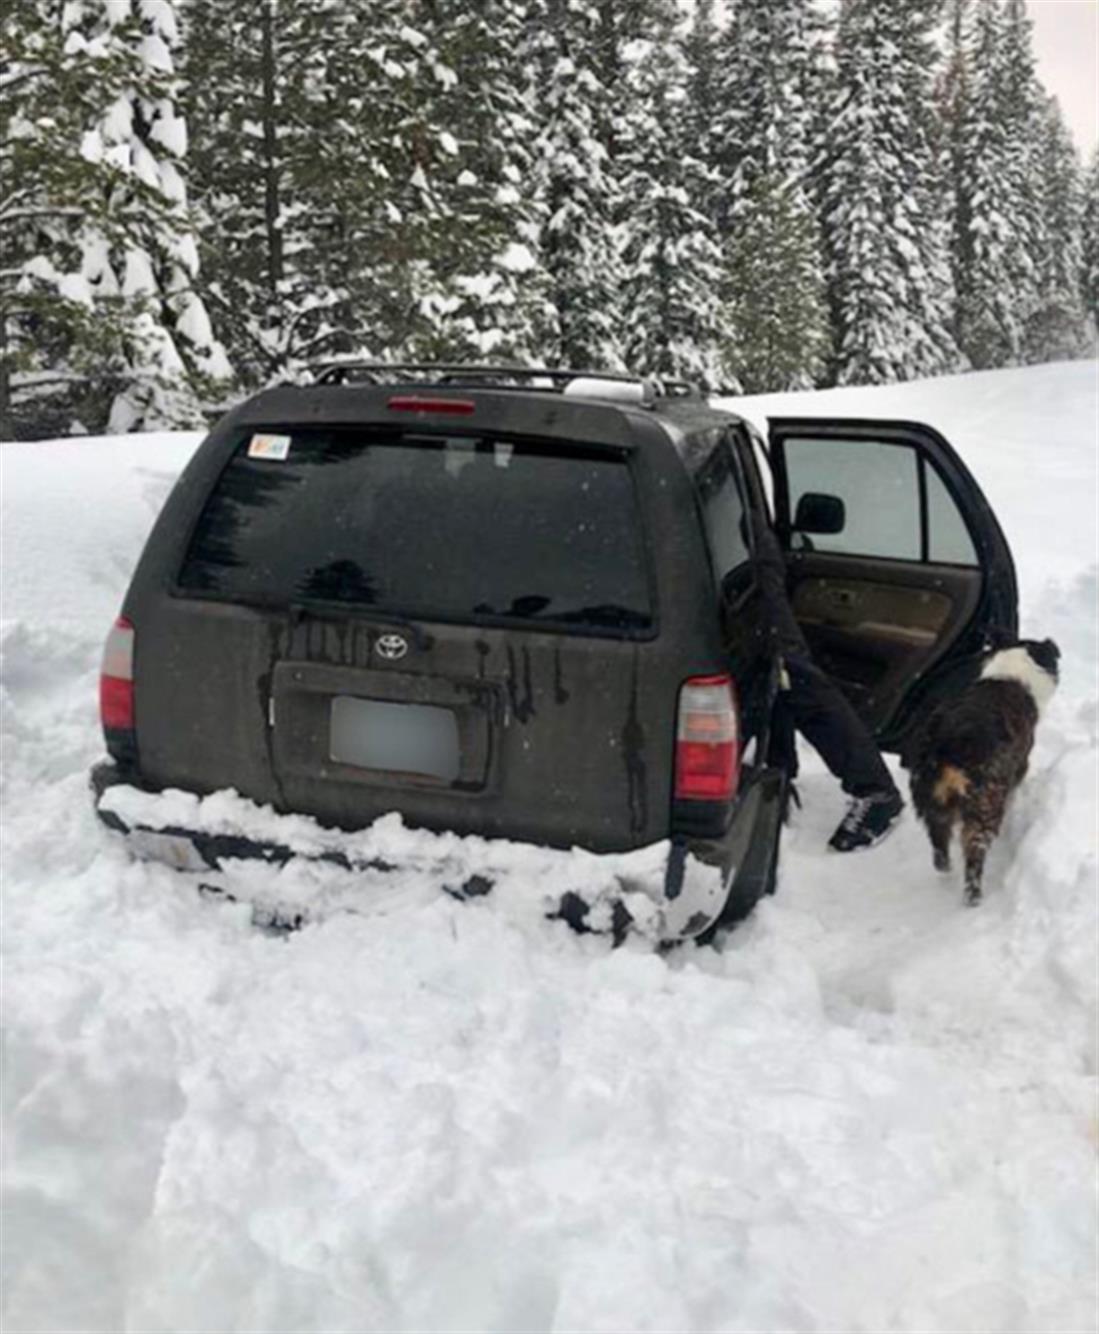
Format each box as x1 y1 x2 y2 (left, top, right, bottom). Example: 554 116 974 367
674 673 740 802
387 395 476 415
100 616 135 731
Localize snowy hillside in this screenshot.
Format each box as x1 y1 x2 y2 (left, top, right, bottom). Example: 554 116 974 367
2 363 1096 1333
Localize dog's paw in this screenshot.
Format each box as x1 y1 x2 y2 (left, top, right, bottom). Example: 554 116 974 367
933 850 951 873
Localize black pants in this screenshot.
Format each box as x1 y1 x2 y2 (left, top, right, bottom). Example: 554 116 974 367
767 653 897 798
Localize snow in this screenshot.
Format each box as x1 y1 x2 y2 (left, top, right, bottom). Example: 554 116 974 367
100 94 133 144
131 139 162 191
122 248 157 297
78 128 103 163
138 34 173 74
173 291 215 350
2 363 1097 1332
146 107 186 158
498 241 537 273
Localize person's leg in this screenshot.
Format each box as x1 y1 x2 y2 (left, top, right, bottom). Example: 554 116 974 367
766 685 802 822
782 655 897 795
781 653 902 850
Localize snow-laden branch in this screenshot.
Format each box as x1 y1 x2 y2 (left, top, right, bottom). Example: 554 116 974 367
0 208 87 225
293 325 360 357
0 68 50 94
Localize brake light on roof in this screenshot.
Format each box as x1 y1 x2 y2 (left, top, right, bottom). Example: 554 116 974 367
387 395 476 415
674 673 740 802
100 615 135 733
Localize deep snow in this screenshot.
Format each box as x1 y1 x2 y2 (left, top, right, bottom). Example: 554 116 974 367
2 362 1096 1333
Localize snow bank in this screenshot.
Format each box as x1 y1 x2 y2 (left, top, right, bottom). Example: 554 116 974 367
2 365 1096 1332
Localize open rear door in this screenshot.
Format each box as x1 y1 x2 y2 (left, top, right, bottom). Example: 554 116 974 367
767 418 1018 749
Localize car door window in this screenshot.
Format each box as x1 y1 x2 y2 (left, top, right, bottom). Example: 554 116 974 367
696 440 752 589
925 464 978 564
783 435 977 567
784 436 920 559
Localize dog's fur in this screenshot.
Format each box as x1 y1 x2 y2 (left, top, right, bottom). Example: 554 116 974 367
906 639 1060 904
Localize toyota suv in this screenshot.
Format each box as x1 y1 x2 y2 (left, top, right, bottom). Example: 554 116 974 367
91 364 1018 942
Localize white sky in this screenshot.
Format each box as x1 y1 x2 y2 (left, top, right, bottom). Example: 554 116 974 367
1027 0 1098 158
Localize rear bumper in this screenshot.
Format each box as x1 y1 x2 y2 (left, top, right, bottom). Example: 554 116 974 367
90 762 784 942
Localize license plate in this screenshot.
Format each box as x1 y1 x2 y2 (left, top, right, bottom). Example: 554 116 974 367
129 828 209 872
329 696 460 782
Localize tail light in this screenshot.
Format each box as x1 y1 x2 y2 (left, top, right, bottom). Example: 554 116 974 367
674 673 740 802
100 616 136 754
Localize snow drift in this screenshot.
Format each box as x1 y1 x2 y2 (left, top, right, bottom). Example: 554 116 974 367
2 363 1096 1332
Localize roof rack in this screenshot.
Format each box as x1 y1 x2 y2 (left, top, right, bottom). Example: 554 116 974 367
308 360 702 404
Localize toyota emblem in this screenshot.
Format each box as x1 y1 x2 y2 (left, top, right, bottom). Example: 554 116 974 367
375 633 409 661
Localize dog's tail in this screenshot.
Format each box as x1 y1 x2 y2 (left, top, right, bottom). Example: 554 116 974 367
931 763 970 805
911 754 972 825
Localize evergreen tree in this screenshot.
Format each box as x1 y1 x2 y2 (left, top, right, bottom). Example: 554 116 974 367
724 172 831 392
386 0 552 364
182 0 395 384
185 0 553 380
938 0 974 348
817 0 961 385
682 0 721 193
1082 149 1099 336
7 0 1089 434
954 0 1045 366
2 0 228 437
529 0 625 369
619 24 724 386
717 0 830 391
1023 96 1088 362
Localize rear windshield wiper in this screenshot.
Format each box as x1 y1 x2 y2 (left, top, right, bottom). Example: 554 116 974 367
287 601 435 650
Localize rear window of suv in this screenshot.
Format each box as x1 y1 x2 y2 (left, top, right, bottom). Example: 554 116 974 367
177 427 654 635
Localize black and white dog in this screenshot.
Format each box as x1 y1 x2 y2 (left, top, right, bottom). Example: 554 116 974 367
906 639 1060 904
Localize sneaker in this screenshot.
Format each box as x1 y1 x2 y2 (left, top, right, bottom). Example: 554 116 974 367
828 790 903 852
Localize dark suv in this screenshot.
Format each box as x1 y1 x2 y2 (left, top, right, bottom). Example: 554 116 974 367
92 365 1018 941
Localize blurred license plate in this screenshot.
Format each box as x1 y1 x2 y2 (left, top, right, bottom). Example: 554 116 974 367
129 828 209 872
330 696 460 781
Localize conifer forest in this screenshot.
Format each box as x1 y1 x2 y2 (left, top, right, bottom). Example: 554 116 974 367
3 0 1097 439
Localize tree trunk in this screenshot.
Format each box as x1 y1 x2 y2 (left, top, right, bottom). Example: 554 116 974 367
260 1 283 301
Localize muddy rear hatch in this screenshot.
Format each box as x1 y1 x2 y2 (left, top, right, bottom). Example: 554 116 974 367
134 422 676 853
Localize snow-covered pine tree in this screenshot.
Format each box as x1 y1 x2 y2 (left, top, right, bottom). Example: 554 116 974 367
618 18 724 387
817 0 961 385
382 0 553 364
1022 96 1089 363
528 0 625 370
1 0 87 438
716 0 830 391
937 0 973 348
953 0 1045 367
2 0 229 437
682 0 721 203
184 0 550 378
182 0 385 385
723 171 832 392
1082 149 1099 338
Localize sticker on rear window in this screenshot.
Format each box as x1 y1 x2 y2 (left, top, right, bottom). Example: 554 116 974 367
248 432 291 460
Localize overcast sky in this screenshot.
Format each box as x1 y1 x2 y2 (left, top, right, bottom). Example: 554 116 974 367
1027 0 1098 158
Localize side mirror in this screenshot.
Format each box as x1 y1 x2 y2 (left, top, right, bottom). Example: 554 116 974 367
793 491 845 535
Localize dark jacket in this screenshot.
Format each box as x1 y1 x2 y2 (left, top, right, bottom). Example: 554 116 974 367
748 508 809 658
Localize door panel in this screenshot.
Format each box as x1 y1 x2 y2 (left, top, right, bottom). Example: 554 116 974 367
787 553 981 730
767 418 1017 746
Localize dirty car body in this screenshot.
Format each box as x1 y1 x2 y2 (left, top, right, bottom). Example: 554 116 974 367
92 365 1017 942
